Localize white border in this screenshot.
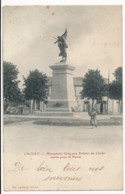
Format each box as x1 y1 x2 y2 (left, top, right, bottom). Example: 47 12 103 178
1 0 125 194
1 0 125 6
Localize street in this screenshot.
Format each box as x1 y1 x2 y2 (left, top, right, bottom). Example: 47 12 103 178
4 120 122 153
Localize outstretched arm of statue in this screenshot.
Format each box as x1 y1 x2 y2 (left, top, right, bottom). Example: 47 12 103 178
54 40 58 44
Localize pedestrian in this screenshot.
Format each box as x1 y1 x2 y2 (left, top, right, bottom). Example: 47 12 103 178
89 108 97 128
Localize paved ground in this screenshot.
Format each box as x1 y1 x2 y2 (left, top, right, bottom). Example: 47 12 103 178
4 120 123 153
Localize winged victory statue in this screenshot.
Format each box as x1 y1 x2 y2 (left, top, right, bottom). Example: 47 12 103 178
54 29 68 62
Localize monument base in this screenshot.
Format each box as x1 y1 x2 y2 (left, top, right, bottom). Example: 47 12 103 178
35 112 74 117
46 62 77 113
46 100 77 112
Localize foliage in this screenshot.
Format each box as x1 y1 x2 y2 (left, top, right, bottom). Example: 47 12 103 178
81 69 107 101
108 67 122 114
23 69 48 113
113 67 122 83
109 81 122 100
109 67 122 101
3 61 21 104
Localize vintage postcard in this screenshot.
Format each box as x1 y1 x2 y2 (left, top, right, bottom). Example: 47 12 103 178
2 3 123 191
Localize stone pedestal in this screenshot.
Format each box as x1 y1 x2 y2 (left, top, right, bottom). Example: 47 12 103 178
46 62 77 112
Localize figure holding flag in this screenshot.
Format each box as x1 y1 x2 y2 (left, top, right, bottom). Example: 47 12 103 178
54 29 68 62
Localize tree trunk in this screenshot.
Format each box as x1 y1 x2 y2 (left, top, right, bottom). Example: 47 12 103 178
30 100 32 114
32 99 35 114
119 100 122 115
92 99 97 110
92 99 94 109
30 99 35 114
121 100 123 114
118 100 120 114
88 102 91 115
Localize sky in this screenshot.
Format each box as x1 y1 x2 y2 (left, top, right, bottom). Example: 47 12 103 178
3 5 122 88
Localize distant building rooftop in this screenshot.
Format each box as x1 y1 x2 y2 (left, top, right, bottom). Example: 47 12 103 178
73 77 83 86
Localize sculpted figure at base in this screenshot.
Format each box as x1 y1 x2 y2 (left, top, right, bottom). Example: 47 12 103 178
54 29 68 62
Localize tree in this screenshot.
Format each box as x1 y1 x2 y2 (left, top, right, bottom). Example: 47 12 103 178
81 69 107 109
114 67 122 83
3 61 21 105
23 69 48 113
109 67 122 114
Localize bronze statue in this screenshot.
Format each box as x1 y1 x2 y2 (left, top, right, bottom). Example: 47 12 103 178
54 29 68 62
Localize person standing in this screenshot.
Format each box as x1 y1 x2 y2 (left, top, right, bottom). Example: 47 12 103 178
89 108 97 128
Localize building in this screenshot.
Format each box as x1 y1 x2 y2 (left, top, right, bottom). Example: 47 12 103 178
34 77 121 114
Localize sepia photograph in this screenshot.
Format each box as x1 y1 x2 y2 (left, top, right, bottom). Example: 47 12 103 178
2 4 123 191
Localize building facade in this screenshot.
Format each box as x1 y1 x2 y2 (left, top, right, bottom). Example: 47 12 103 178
34 77 121 114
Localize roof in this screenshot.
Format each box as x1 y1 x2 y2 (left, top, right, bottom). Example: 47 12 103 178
73 77 83 86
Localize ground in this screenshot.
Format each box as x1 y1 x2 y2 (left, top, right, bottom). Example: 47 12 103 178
3 119 123 190
4 120 122 152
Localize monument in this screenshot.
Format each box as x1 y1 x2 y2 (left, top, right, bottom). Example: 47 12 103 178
46 29 77 113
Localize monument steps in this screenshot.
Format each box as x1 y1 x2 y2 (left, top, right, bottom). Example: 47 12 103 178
34 112 73 117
